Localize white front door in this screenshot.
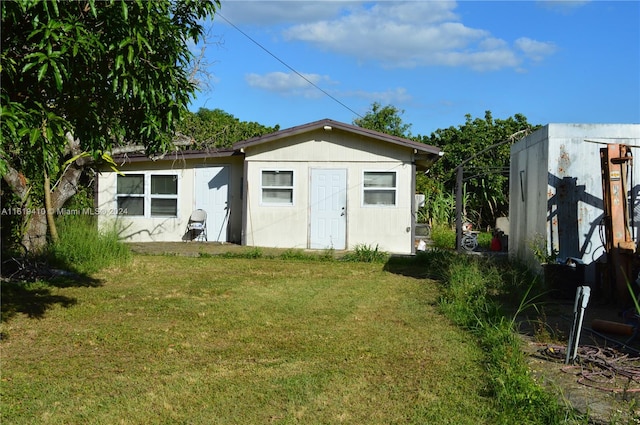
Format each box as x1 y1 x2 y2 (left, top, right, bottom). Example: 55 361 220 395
310 168 347 250
194 166 229 242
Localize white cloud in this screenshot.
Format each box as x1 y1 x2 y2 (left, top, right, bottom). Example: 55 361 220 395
217 1 349 25
343 87 413 104
280 1 553 71
245 71 335 98
515 37 558 62
245 71 411 105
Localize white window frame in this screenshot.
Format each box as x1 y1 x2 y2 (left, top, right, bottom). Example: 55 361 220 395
362 170 397 207
116 172 179 217
260 169 294 206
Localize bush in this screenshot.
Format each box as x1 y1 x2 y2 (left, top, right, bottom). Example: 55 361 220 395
47 215 131 275
430 224 456 249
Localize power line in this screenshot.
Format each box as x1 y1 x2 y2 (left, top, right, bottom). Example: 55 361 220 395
216 13 363 119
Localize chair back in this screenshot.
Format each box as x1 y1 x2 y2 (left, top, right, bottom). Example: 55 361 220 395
190 209 207 223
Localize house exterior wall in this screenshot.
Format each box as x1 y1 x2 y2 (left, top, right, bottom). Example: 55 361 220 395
97 156 243 242
509 124 640 282
242 129 416 253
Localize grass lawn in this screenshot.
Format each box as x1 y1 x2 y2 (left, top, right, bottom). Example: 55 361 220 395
1 255 497 424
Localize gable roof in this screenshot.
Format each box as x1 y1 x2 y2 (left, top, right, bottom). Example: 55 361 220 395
233 118 442 170
112 119 443 169
233 118 441 154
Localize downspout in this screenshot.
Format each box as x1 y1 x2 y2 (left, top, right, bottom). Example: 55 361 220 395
411 154 417 255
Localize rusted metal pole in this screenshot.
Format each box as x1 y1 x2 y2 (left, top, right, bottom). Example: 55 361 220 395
600 144 636 305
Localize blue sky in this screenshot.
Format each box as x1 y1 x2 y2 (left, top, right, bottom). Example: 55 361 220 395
189 1 640 137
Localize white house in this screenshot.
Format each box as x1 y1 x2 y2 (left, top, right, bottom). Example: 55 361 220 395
96 119 442 254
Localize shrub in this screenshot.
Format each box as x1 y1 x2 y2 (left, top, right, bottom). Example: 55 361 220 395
430 224 456 249
47 215 131 275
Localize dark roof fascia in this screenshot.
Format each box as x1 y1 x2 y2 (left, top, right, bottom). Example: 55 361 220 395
113 148 239 164
233 118 442 156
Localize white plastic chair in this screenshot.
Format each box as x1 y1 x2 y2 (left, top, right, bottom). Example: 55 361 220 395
187 209 207 241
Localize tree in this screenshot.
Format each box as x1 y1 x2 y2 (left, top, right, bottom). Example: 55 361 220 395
1 0 220 253
353 102 412 138
418 111 540 227
177 108 280 149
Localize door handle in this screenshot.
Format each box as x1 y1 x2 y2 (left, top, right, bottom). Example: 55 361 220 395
340 207 345 216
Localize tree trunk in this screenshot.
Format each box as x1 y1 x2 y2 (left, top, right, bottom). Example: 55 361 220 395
21 211 48 254
3 133 90 253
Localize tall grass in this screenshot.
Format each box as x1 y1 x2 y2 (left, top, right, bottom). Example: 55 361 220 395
47 214 131 274
408 251 581 423
341 244 388 263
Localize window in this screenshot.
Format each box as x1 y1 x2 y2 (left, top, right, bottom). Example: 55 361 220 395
117 174 145 215
150 175 178 216
363 171 396 206
117 174 178 216
261 170 293 204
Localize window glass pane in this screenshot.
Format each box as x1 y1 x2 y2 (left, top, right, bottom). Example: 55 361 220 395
151 198 178 216
364 190 396 206
262 171 293 187
262 189 293 204
151 175 178 195
117 175 144 194
364 172 396 188
117 197 144 215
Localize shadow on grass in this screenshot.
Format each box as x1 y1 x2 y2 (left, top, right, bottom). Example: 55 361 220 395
1 280 78 322
1 259 103 324
383 251 452 280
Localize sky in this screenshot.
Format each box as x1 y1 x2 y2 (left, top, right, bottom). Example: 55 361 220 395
188 0 640 137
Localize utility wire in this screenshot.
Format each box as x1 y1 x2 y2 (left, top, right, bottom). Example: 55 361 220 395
216 13 363 119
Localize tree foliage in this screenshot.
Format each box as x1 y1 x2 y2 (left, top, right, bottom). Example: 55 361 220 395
1 0 220 252
418 111 540 227
177 108 280 149
352 102 412 138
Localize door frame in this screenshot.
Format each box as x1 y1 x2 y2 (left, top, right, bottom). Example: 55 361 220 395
309 168 348 250
194 164 230 242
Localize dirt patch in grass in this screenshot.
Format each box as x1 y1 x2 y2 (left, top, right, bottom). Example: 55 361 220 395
517 300 640 424
127 241 253 256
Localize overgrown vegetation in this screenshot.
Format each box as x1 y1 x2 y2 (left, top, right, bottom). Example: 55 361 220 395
46 215 131 275
399 251 581 423
341 244 388 263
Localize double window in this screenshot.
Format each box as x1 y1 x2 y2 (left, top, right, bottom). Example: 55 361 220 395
261 170 294 205
117 174 178 216
363 171 397 206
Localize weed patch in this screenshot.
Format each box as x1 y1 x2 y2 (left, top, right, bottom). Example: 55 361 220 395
341 244 388 263
398 251 583 424
47 215 131 274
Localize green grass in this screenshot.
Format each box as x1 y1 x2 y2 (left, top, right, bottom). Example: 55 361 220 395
1 255 496 424
47 214 131 275
341 243 388 263
421 253 580 424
